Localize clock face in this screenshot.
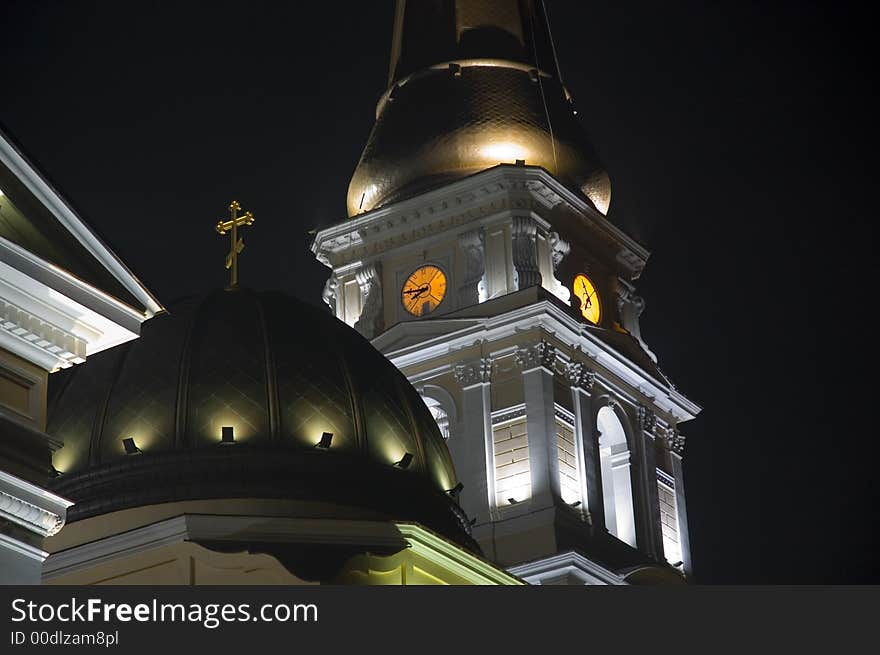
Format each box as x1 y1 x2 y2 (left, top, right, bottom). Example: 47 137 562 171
572 274 601 324
402 265 447 316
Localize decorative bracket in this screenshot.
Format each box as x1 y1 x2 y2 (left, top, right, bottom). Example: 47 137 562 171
511 216 541 290
458 228 486 307
353 262 384 339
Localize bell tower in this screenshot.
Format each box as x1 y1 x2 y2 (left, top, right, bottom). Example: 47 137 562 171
312 0 700 584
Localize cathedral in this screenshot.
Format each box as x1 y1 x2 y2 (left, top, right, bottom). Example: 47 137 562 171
0 0 698 585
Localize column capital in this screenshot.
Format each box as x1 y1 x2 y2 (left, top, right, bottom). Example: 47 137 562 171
670 430 686 456
659 425 686 455
514 339 557 373
637 405 657 436
564 360 596 391
453 356 493 387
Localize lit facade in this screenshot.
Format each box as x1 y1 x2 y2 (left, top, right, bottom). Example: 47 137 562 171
313 0 701 584
0 128 161 584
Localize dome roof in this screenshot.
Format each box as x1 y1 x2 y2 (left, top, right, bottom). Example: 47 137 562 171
47 288 471 547
346 0 611 217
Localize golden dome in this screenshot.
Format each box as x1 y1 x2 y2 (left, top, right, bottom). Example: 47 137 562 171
347 0 611 216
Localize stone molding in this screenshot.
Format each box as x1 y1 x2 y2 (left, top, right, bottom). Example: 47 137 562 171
0 470 71 538
491 403 527 425
658 425 686 455
564 360 596 391
453 356 493 387
637 405 657 435
0 297 87 371
312 167 648 280
514 339 556 372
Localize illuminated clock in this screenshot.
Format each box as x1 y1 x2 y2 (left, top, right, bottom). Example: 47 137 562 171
572 274 601 324
402 265 447 316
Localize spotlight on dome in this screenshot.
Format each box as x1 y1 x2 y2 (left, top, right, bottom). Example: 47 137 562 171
395 452 414 469
316 432 333 449
221 426 235 444
122 437 141 455
447 482 464 498
49 465 62 478
570 500 582 508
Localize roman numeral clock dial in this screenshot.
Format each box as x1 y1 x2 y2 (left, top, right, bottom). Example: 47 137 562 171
402 265 447 317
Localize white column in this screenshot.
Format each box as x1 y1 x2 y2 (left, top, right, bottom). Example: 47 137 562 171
452 357 494 527
637 405 665 561
566 362 601 527
669 435 692 578
514 340 559 509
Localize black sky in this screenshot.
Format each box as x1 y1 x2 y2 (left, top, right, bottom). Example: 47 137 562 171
3 1 877 584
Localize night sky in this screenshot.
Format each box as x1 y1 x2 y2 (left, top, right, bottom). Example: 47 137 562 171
3 1 876 583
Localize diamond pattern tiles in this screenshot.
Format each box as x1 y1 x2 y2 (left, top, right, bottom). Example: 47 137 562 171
185 291 269 445
264 295 355 450
47 345 123 471
45 288 458 497
347 339 420 471
99 297 200 460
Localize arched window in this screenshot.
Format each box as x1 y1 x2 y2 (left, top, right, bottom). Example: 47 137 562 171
421 395 450 440
596 405 636 547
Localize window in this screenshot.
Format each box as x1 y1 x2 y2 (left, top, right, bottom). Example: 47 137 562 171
492 416 531 506
657 471 682 566
421 395 450 440
597 406 636 547
555 416 581 505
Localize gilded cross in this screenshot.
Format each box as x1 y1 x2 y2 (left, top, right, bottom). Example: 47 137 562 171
215 200 254 288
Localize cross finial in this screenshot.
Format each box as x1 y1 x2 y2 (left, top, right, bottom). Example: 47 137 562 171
215 200 254 288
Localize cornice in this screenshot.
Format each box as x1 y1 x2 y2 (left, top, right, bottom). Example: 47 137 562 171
376 299 701 423
507 550 627 585
0 131 163 317
0 296 87 370
312 165 648 277
0 470 72 538
0 532 48 562
0 243 144 370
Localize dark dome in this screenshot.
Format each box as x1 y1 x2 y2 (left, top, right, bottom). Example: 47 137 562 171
348 64 611 217
47 288 471 547
346 0 611 217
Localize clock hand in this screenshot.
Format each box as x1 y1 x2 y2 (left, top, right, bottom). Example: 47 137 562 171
582 280 595 307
